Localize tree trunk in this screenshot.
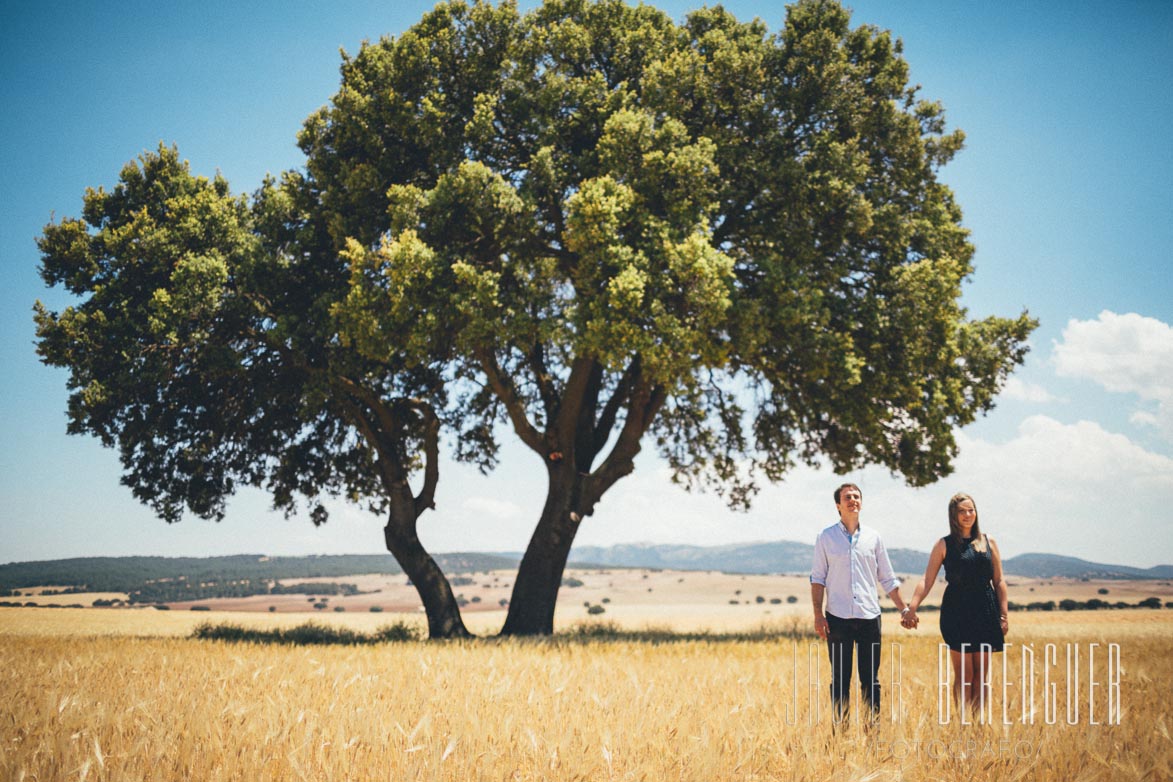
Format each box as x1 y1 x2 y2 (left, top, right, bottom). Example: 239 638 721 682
384 491 472 640
499 467 582 636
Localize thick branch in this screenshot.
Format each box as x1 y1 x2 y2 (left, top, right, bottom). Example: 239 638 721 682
477 348 546 454
554 356 599 457
335 394 404 491
398 398 441 518
581 383 668 512
572 362 605 472
526 340 560 426
593 358 640 457
335 376 406 456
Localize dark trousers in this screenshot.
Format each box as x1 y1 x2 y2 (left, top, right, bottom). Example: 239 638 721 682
825 613 882 719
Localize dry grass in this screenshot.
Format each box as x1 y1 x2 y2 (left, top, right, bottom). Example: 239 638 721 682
2 609 1170 781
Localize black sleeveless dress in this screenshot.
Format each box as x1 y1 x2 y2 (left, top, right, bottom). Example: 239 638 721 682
939 535 1004 653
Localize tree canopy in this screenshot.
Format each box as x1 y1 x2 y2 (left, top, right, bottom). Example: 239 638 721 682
36 0 1035 637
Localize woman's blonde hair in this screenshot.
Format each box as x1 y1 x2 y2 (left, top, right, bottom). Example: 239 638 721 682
948 492 986 551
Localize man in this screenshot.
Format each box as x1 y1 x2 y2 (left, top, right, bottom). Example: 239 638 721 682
810 483 913 723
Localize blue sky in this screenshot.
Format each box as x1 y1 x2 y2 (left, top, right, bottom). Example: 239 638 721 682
2 1 1171 568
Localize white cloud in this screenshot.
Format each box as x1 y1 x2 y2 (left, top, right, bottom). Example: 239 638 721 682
1001 376 1057 403
1052 311 1173 440
567 415 1173 569
944 416 1173 561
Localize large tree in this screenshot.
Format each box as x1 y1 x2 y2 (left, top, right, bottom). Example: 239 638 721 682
34 148 473 638
36 0 1034 637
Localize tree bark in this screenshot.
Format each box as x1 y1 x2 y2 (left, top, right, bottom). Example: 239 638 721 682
499 374 664 637
384 486 472 639
499 465 583 636
337 386 470 640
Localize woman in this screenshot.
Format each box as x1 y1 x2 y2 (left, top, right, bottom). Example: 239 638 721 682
903 493 1009 714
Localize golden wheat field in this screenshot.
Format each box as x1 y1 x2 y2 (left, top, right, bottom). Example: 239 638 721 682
2 607 1171 782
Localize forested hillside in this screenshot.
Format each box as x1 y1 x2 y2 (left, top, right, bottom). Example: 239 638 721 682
0 553 519 603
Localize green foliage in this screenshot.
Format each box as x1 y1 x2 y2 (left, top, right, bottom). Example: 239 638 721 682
305 0 1034 507
36 0 1036 634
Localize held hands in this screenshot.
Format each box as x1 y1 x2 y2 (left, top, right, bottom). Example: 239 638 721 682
900 608 919 629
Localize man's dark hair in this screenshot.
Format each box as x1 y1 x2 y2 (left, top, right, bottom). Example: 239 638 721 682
833 483 862 504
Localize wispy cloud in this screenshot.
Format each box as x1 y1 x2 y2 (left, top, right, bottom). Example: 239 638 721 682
1053 310 1173 440
1000 376 1058 403
575 415 1173 568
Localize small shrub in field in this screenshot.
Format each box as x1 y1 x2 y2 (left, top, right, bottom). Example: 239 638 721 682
374 621 420 642
567 619 623 639
191 606 210 611
587 604 606 615
333 606 345 612
370 606 384 613
192 623 253 642
192 621 421 645
787 596 798 604
283 623 361 645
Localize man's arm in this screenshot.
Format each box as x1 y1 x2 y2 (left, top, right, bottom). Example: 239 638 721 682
811 531 829 639
811 582 828 639
876 535 910 615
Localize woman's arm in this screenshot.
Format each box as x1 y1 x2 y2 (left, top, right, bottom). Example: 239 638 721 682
903 538 946 628
909 538 946 612
990 536 1009 636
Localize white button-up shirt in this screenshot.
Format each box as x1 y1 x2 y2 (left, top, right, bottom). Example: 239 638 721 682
810 520 901 620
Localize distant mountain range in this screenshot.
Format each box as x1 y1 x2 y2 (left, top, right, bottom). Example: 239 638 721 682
564 542 1173 580
2 543 1170 590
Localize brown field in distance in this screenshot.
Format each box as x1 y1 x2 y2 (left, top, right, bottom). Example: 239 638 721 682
8 568 1172 632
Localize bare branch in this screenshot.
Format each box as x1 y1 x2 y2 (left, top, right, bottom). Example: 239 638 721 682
477 348 546 454
526 340 560 425
593 357 640 457
582 382 667 511
398 398 441 518
334 393 403 491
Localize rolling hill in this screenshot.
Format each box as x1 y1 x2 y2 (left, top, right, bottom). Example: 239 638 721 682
2 543 1169 591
